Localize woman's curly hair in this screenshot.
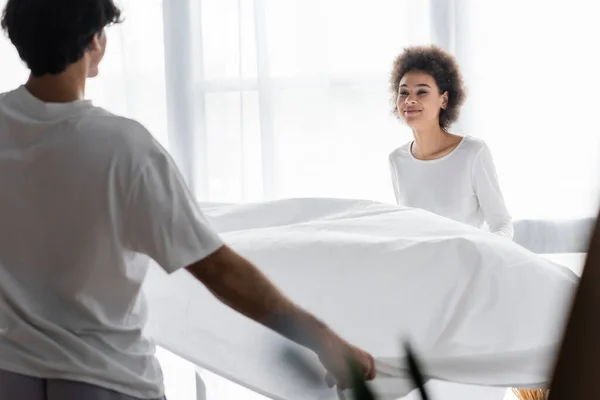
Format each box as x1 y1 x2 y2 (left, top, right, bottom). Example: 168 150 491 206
390 45 466 131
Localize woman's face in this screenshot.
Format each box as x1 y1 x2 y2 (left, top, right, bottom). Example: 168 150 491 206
397 70 448 129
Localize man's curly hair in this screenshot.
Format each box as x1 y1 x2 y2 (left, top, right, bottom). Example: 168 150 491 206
390 45 466 131
1 0 122 76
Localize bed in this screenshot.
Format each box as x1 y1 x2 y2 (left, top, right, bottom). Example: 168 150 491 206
142 198 581 400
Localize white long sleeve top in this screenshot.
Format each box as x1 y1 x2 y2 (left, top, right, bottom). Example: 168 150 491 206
389 135 514 238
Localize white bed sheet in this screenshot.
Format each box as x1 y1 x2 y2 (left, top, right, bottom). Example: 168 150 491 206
400 252 585 400
541 253 586 276
143 199 579 400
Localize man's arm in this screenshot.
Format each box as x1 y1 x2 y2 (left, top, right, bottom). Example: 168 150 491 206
186 245 375 388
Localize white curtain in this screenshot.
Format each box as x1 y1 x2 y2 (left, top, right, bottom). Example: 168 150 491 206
430 0 600 219
2 0 432 205
96 0 432 205
3 0 597 219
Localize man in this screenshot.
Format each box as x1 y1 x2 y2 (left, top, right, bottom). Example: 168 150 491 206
0 0 375 399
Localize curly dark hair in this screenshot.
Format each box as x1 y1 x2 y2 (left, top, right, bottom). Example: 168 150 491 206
1 0 122 77
390 45 466 131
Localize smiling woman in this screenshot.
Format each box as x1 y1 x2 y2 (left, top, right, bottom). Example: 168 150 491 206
388 45 514 239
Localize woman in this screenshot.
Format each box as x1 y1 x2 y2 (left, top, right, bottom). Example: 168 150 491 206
388 45 514 238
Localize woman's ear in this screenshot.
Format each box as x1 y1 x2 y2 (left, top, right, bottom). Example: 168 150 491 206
441 91 449 110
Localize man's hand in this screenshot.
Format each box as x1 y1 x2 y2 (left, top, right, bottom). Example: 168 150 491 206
318 333 376 389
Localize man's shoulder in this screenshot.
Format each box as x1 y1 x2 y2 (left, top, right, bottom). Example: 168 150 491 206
79 106 151 140
75 106 160 154
66 106 170 177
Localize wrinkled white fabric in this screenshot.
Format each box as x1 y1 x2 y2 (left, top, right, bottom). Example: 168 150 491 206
143 198 578 400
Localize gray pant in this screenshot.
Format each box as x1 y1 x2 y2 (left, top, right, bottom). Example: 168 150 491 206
0 369 166 400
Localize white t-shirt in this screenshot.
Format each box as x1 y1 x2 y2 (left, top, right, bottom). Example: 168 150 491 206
0 86 223 398
389 135 514 238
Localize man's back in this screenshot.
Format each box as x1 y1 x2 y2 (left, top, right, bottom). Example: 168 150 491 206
0 1 376 398
0 86 166 398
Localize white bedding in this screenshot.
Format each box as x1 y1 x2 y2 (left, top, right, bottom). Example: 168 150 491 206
143 198 578 400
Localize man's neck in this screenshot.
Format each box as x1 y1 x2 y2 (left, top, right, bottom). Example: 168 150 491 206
24 65 87 103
